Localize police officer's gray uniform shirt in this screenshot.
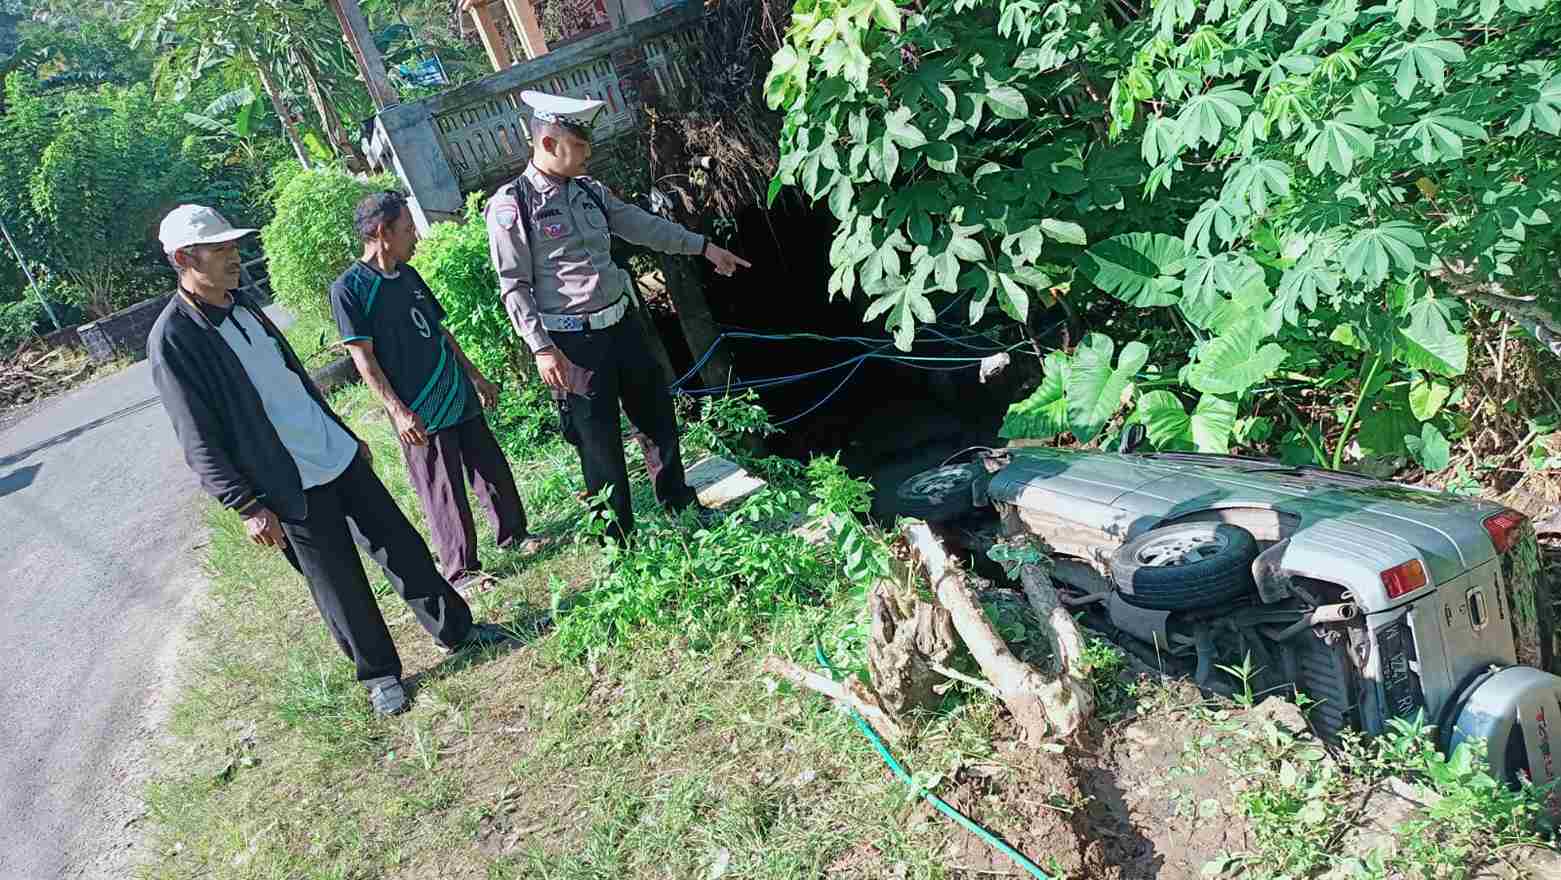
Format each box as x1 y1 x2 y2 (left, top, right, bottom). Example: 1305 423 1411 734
485 164 705 353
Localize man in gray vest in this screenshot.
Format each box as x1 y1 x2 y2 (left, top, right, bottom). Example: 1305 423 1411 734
485 91 750 543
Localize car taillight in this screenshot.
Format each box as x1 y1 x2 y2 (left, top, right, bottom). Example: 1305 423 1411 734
1382 559 1428 599
1484 509 1528 554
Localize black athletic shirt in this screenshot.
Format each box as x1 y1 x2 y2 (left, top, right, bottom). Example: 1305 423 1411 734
330 261 478 433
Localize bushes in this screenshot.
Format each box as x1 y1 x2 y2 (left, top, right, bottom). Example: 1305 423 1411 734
409 193 524 384
261 166 397 328
20 81 201 317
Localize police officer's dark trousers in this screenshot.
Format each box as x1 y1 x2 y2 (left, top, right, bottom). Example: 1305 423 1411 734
552 312 697 542
280 453 475 682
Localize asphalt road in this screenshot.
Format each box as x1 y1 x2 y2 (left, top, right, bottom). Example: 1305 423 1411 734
0 351 208 879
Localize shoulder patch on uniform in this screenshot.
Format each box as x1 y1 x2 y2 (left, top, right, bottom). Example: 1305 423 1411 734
494 207 518 230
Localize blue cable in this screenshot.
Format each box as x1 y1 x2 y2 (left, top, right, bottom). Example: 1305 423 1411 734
773 358 866 427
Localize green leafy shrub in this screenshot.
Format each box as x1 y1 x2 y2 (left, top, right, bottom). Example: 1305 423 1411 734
21 81 201 317
551 486 833 659
261 166 398 329
0 299 40 351
409 193 522 384
767 0 1561 473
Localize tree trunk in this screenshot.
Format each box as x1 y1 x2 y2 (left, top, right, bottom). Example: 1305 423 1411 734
327 0 400 111
866 563 960 716
662 253 737 392
1001 509 1095 734
904 521 1093 744
295 49 368 171
255 60 311 169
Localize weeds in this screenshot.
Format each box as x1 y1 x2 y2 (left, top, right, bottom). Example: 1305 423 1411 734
1214 710 1557 879
550 483 834 659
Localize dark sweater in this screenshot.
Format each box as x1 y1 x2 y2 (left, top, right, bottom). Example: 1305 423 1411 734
148 290 359 521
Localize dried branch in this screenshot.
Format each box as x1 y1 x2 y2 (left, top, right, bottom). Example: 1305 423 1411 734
762 655 906 741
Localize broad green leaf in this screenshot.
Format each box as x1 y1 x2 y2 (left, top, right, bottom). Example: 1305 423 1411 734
1406 423 1451 471
1221 159 1292 216
1040 219 1088 246
1143 115 1182 165
1236 0 1287 40
1004 227 1046 264
1382 37 1465 100
1066 334 1149 442
1272 251 1338 324
870 0 902 32
827 176 855 219
949 225 986 261
925 141 959 173
1398 297 1467 377
1077 233 1187 307
1359 401 1419 459
1403 114 1485 163
1340 222 1426 286
985 76 1029 120
996 272 1030 322
1186 320 1288 396
863 284 935 351
1180 253 1267 328
1000 351 1072 439
1508 76 1561 136
1136 390 1192 449
1306 117 1374 176
885 105 927 149
1185 199 1240 252
1177 86 1253 149
1409 374 1451 420
1137 391 1237 453
932 249 959 293
764 47 800 109
1395 0 1437 30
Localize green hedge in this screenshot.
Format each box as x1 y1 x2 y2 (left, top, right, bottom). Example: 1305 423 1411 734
260 166 398 329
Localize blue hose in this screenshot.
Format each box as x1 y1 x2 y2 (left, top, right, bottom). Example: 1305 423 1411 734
811 638 1056 880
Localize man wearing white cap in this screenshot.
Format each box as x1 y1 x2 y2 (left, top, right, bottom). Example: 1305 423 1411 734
148 204 509 716
485 90 751 542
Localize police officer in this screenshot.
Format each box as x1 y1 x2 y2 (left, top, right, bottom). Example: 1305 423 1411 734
485 91 751 542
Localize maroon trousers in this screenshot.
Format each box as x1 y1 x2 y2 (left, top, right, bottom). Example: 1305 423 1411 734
400 414 527 585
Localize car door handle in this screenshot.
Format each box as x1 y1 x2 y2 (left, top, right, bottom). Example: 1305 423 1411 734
1467 587 1489 631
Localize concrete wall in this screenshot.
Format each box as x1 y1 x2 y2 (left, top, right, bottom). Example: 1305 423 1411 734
77 295 173 364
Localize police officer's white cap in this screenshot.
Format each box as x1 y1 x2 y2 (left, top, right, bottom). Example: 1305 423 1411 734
521 90 606 134
159 204 255 255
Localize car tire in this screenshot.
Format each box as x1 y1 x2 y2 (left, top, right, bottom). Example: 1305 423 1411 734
896 463 982 523
1110 522 1260 611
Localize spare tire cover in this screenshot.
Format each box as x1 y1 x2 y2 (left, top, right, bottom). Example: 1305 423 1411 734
1444 665 1561 789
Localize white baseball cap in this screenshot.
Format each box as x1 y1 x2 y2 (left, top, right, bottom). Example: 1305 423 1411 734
159 205 256 254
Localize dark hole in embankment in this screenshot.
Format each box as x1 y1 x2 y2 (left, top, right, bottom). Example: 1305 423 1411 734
644 200 1061 520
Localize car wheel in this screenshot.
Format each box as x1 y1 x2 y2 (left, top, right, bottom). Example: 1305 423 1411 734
896 463 983 523
1110 522 1260 610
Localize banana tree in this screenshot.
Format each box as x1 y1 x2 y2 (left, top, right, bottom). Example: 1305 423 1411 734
183 85 266 164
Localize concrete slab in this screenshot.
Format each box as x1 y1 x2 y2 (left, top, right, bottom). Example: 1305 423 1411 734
686 455 766 510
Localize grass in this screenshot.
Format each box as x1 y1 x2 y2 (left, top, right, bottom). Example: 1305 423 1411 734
139 384 1036 880
138 382 1561 879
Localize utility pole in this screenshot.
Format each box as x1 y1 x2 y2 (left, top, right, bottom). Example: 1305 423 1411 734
0 214 62 332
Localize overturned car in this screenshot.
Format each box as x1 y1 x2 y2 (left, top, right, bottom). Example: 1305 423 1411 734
899 436 1561 787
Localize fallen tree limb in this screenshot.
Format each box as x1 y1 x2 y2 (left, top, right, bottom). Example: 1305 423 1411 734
762 655 905 741
1433 263 1561 360
904 521 1088 744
